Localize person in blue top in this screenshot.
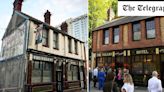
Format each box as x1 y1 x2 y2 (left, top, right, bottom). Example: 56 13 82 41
98 68 106 90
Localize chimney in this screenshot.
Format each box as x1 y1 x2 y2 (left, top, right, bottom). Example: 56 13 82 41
107 8 115 21
13 0 23 11
44 10 51 24
60 22 68 32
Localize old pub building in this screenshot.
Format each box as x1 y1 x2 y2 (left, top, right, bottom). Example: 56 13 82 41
0 0 86 92
92 16 164 87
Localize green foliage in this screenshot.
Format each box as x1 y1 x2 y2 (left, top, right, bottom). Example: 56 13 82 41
88 0 118 48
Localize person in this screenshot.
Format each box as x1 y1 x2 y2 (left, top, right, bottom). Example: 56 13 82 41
116 68 123 88
121 73 134 92
89 68 92 91
98 68 106 90
103 72 119 92
93 67 98 88
148 71 163 92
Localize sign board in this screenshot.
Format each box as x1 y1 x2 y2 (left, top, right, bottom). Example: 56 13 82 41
33 55 53 62
102 52 113 56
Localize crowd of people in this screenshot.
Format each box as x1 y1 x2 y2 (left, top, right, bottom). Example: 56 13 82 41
89 67 163 92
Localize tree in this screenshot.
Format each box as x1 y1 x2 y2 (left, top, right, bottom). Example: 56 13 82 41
88 0 118 49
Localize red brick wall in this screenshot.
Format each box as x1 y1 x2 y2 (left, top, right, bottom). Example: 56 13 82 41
92 17 163 53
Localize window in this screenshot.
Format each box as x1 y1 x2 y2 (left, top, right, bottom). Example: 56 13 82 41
32 61 52 83
42 29 49 46
75 40 78 54
68 38 72 53
146 19 155 39
68 64 78 81
103 29 109 44
53 32 58 49
113 27 119 43
132 56 143 74
133 22 141 41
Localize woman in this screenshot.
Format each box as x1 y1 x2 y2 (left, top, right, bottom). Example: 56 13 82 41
121 73 134 92
103 72 119 92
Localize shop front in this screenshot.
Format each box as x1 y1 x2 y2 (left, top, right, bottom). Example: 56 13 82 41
130 48 160 86
159 48 164 87
26 52 85 92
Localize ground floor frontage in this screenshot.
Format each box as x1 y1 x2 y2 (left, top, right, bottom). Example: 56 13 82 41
0 50 86 92
92 47 164 87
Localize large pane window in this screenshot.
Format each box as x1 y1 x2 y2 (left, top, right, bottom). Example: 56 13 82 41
132 56 143 74
32 61 52 83
32 61 42 83
103 29 109 44
146 19 155 39
53 32 58 49
68 64 78 81
144 55 156 75
42 29 49 46
113 27 119 43
133 22 141 41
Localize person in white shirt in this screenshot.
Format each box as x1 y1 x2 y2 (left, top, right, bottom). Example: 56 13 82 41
148 71 163 92
93 67 98 88
121 73 134 92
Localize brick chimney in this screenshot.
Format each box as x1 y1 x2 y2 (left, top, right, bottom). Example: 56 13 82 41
13 0 23 11
60 22 68 32
44 10 51 25
107 8 115 21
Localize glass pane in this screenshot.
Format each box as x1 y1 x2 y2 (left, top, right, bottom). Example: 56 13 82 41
114 35 119 43
43 62 52 82
147 29 155 38
104 30 109 44
32 61 42 83
146 19 155 39
134 31 141 40
114 27 119 43
132 56 143 74
73 66 78 81
144 55 156 75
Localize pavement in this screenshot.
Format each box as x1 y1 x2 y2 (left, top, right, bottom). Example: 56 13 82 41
89 82 148 92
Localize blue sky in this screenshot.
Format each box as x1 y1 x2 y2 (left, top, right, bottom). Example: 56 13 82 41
0 0 88 51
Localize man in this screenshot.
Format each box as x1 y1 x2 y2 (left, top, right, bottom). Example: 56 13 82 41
93 67 98 88
148 71 163 92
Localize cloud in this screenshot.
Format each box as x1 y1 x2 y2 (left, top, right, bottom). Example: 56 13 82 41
22 0 87 26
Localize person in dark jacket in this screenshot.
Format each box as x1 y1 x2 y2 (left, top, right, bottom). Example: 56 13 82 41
103 72 119 92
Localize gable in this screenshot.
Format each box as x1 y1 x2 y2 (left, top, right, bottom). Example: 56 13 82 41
2 11 27 39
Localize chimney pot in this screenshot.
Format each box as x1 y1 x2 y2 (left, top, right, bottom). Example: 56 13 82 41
61 22 68 32
107 8 115 21
13 0 23 11
44 10 51 25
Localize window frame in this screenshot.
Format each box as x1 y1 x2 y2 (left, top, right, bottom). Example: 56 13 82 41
42 28 49 47
68 37 72 53
53 32 59 49
132 21 141 41
145 18 156 39
32 61 52 83
113 27 119 44
103 29 109 45
74 40 78 54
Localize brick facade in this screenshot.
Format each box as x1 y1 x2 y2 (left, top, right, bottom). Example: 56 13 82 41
92 17 164 53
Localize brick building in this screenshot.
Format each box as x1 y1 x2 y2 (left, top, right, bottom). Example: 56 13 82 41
92 16 164 87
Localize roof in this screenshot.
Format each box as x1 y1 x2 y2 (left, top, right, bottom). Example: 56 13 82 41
3 11 84 43
93 16 154 31
17 11 84 43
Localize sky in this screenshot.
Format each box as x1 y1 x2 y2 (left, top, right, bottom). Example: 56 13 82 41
0 0 88 51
